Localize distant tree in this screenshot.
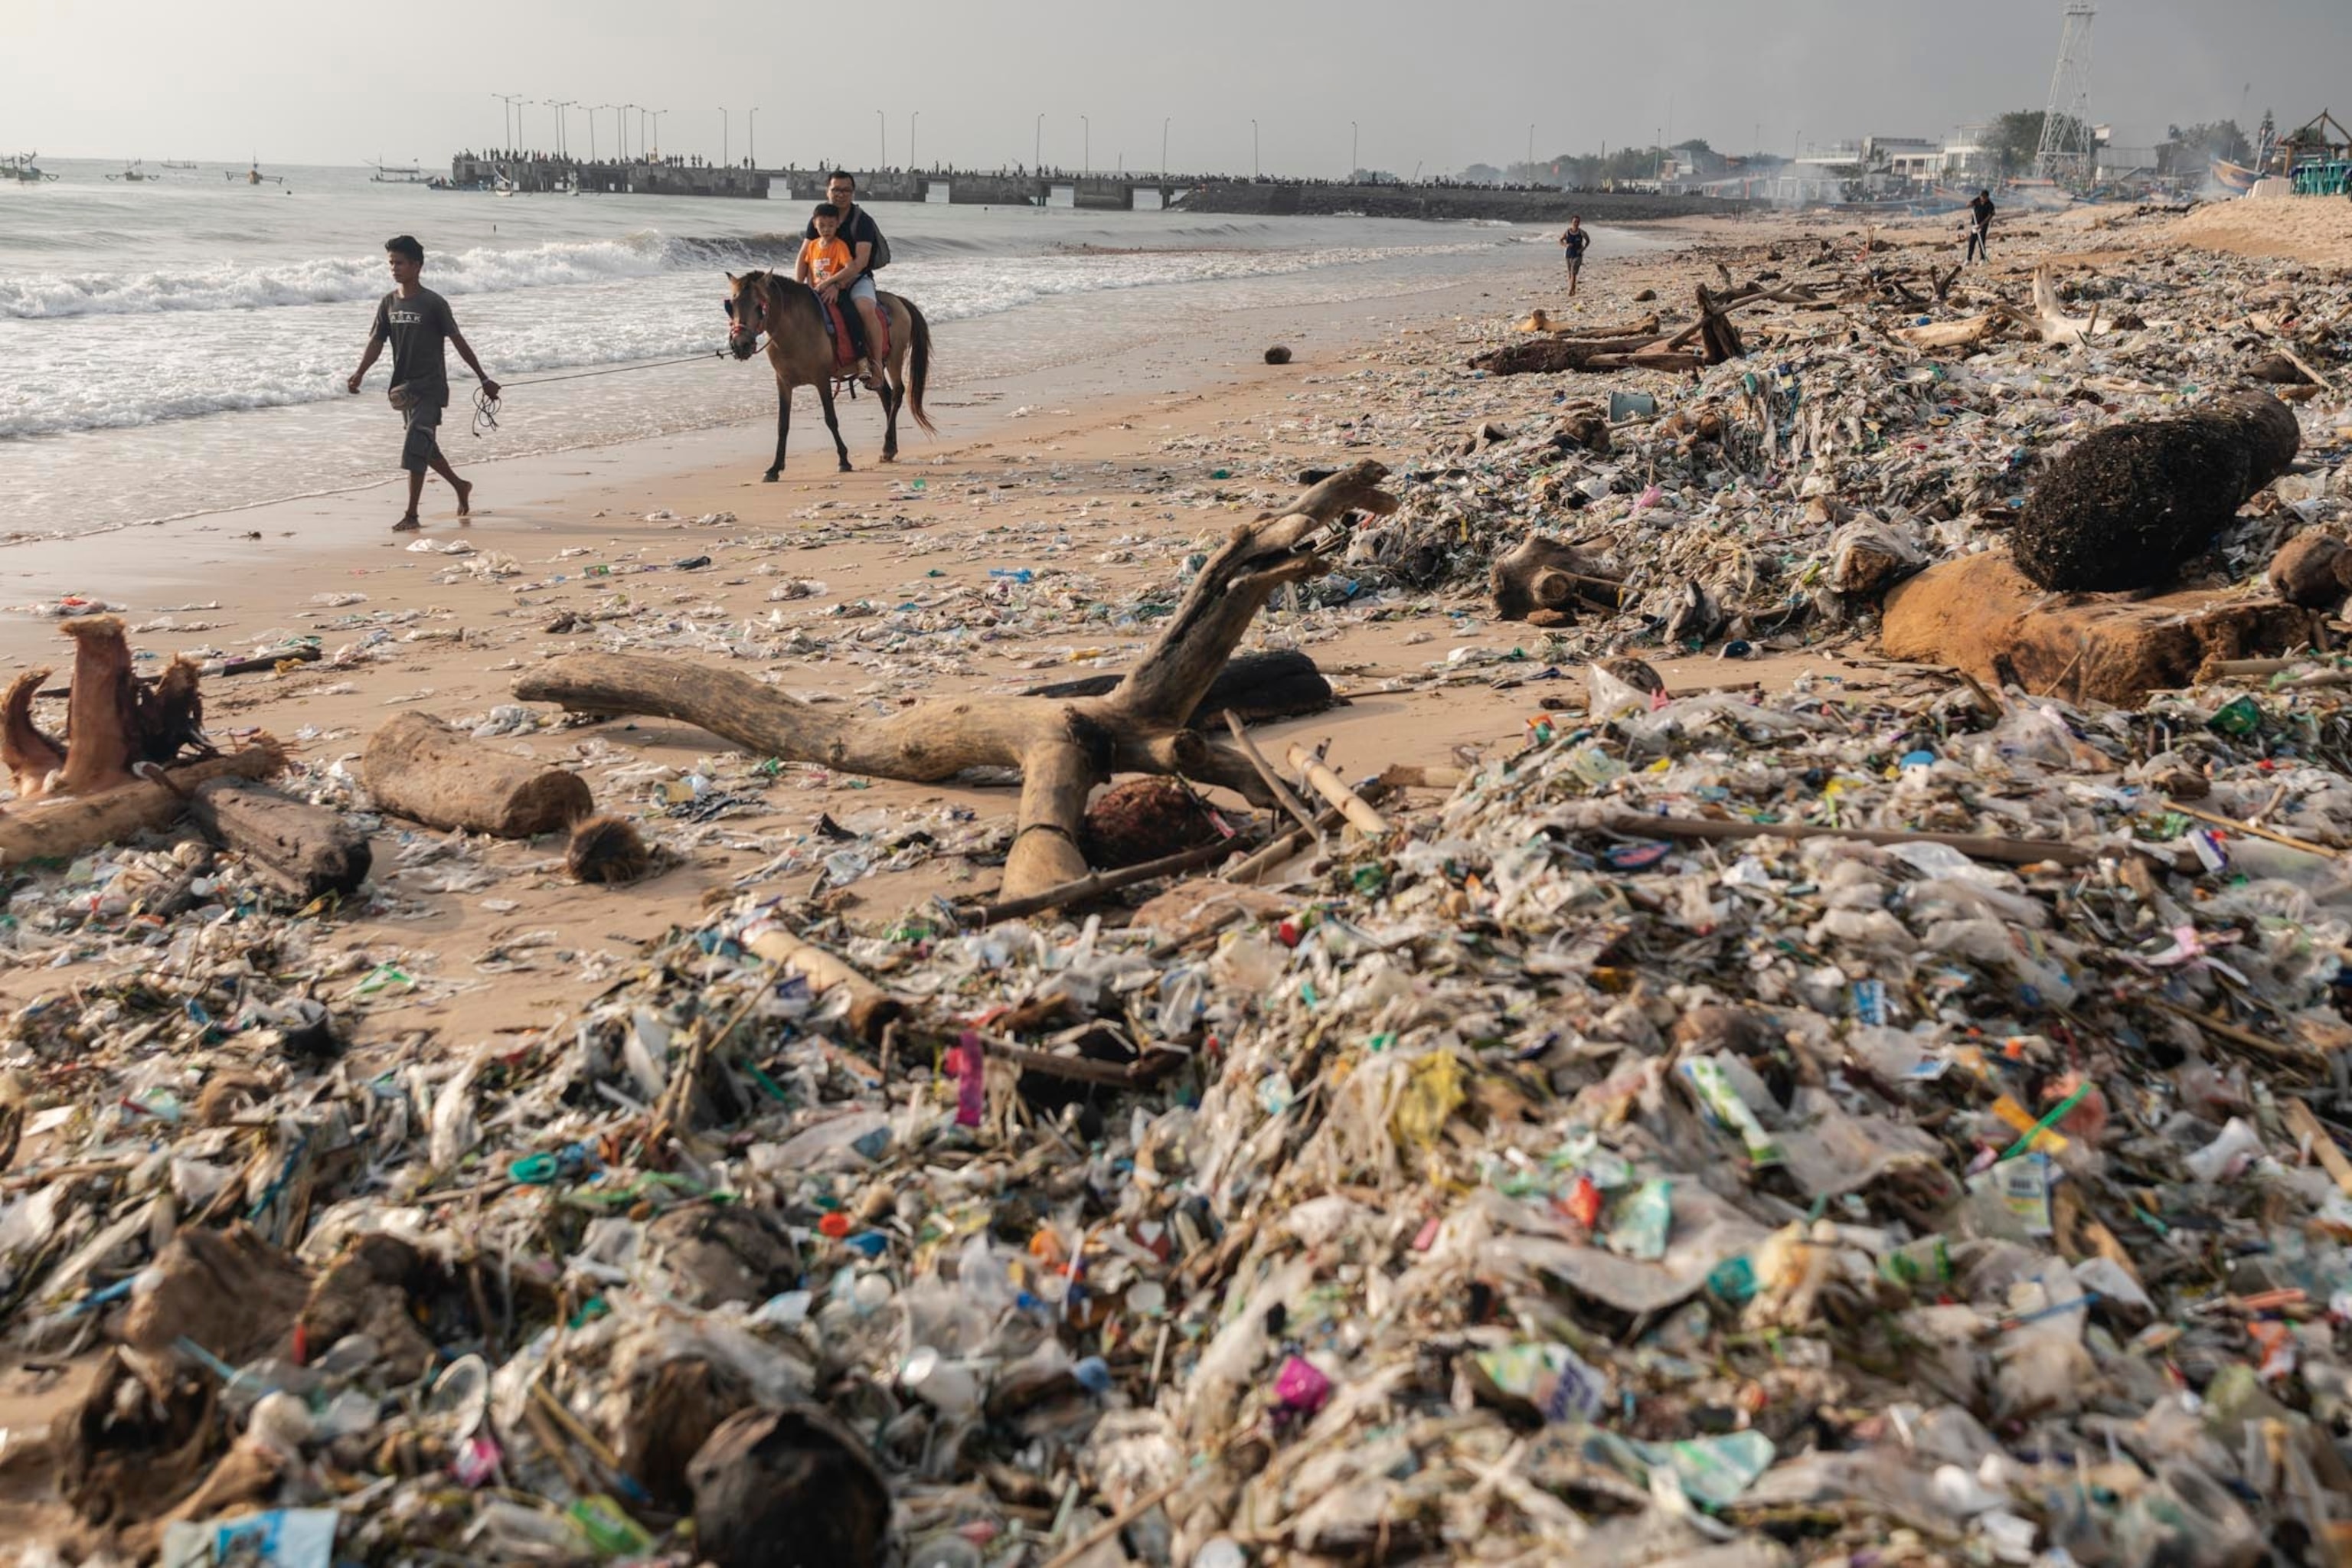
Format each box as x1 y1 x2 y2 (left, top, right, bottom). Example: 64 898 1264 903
1673 137 1713 155
1462 162 1504 184
1989 109 2090 176
2177 119 2253 163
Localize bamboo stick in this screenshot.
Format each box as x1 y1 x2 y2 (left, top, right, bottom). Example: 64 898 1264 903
1284 744 1393 837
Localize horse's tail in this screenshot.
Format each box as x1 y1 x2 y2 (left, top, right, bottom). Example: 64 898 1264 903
903 299 937 434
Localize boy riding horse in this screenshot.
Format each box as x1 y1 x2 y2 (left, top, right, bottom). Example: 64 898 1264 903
802 172 890 390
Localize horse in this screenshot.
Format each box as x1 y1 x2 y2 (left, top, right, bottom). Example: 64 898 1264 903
724 270 933 479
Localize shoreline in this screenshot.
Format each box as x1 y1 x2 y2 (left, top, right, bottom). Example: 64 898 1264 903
0 221 1766 1042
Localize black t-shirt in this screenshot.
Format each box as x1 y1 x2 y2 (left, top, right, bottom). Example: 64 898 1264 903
1562 227 1590 259
1970 196 1995 230
370 286 457 407
802 205 885 270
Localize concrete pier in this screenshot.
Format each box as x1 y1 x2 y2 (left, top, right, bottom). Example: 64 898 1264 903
440 158 1751 221
447 157 768 198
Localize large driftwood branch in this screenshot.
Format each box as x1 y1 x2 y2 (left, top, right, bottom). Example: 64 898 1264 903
515 462 1400 906
0 743 286 868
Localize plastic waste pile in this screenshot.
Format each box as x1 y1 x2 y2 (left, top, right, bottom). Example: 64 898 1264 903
12 643 2352 1565
1328 231 2352 665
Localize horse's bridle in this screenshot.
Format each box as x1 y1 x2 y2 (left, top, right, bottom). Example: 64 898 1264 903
724 275 767 360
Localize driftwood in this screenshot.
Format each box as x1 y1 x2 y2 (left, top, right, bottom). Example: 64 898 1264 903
1284 744 1392 837
743 926 903 1043
361 712 593 837
4 616 208 800
962 833 1258 926
1490 537 1623 625
1573 804 2096 869
187 778 371 900
516 464 1400 906
1021 648 1332 727
0 743 286 868
1519 309 1662 338
1892 312 2006 350
2023 265 2110 346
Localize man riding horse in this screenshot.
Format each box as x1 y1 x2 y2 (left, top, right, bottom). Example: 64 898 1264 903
805 171 890 390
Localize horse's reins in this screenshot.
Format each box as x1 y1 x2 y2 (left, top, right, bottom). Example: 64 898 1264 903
466 349 730 439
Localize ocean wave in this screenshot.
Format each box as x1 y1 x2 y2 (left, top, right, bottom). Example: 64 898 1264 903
0 230 805 321
0 234 1519 438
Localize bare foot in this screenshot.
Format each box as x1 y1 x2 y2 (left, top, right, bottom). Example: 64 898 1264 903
393 514 421 532
453 478 473 518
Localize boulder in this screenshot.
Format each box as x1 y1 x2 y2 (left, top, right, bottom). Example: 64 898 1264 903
1882 553 2319 704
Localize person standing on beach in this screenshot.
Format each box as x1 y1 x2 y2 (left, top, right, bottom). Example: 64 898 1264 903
803 172 890 390
1560 216 1591 296
1965 189 1995 264
346 235 499 531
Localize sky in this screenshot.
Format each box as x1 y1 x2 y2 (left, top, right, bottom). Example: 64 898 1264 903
7 0 2348 176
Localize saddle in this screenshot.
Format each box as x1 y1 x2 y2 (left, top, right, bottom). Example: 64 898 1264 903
818 296 892 380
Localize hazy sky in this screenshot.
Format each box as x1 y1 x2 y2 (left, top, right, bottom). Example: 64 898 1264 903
8 0 2347 175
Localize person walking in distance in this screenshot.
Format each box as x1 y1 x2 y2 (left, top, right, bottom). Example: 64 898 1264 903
347 235 499 531
1965 188 1996 265
1560 215 1591 297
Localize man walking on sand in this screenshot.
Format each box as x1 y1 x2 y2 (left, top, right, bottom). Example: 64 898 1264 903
1560 215 1591 296
347 235 499 531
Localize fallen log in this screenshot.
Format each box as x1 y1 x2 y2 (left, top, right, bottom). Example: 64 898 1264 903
0 742 286 868
361 712 593 837
1892 312 2005 350
187 779 371 900
1519 309 1662 338
518 462 1402 906
1470 336 1667 375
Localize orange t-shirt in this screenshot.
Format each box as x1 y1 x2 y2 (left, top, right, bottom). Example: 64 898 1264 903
799 236 852 286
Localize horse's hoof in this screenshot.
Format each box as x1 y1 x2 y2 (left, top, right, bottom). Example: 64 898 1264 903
838 462 854 474
763 471 779 483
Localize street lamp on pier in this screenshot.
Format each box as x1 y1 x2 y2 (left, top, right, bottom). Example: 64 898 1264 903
1080 115 1089 178
1162 117 1171 176
876 108 886 167
747 108 758 168
1351 120 1358 179
1250 118 1259 178
910 111 920 170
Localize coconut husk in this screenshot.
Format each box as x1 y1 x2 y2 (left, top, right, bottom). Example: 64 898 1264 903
688 1403 893 1568
644 1202 798 1308
622 1355 755 1514
2268 531 2352 608
567 812 653 884
1081 777 1221 870
57 1348 221 1530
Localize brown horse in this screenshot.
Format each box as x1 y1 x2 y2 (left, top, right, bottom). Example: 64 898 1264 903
724 270 933 479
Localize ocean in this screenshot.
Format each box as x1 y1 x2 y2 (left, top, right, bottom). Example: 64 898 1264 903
0 159 1609 538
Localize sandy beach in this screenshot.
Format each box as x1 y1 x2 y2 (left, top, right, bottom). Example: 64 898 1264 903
0 220 1861 1046
11 196 2347 1043
6 187 2352 1557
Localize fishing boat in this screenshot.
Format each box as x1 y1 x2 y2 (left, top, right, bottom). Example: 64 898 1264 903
370 158 430 185
3 152 57 184
229 162 285 186
158 159 200 171
105 160 152 183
